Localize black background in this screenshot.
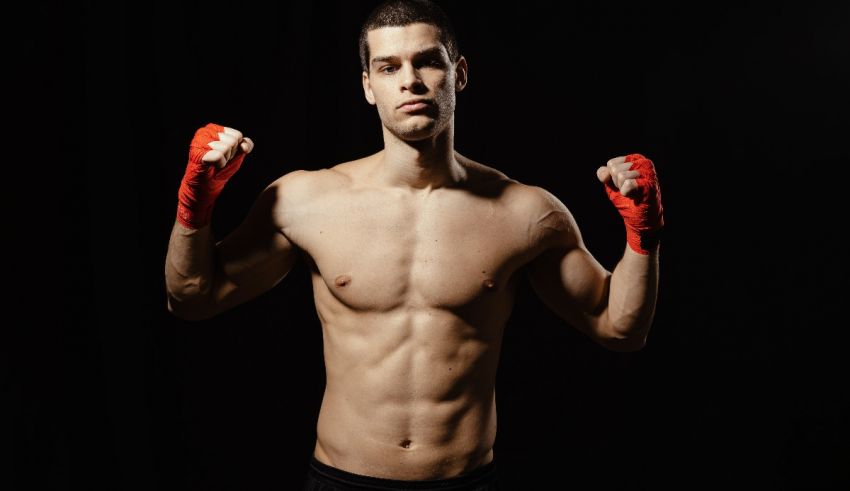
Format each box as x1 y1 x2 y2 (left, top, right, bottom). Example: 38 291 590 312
12 1 849 489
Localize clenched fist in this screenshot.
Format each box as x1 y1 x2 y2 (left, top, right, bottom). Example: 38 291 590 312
176 123 255 230
597 153 664 255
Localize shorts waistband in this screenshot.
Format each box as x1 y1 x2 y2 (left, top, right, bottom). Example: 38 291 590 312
308 455 499 490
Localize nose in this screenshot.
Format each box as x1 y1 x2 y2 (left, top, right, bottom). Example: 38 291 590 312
399 62 425 92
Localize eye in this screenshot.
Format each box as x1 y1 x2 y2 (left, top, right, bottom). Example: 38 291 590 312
381 66 396 74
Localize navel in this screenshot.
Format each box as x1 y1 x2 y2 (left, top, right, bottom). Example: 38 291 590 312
334 274 352 287
399 439 412 449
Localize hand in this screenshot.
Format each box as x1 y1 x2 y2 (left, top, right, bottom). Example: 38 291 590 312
596 153 664 254
597 156 644 202
197 125 254 171
176 123 255 229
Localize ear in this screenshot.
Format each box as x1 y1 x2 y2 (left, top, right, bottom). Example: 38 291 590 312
454 55 468 92
362 70 376 105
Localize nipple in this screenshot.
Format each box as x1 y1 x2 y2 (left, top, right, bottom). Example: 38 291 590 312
334 274 352 287
482 278 496 290
399 439 412 449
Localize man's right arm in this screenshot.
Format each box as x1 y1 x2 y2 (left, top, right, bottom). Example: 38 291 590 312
164 170 308 321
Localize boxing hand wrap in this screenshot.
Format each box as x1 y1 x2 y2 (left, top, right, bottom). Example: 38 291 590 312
603 153 665 255
176 123 248 229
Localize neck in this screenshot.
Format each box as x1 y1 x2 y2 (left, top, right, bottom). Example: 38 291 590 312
373 120 466 193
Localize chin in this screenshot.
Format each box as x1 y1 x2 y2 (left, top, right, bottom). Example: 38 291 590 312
389 120 441 141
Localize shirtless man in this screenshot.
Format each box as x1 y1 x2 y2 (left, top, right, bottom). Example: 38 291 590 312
164 1 664 489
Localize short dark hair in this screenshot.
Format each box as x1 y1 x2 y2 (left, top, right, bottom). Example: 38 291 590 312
358 0 460 75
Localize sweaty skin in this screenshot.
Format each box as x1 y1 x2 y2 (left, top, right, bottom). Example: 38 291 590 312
280 150 536 480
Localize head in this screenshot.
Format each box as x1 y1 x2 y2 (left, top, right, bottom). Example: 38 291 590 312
359 0 468 142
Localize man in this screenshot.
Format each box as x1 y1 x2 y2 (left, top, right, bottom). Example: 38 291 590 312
164 0 664 489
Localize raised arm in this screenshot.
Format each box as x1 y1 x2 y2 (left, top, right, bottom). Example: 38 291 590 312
522 184 659 352
164 170 307 321
164 122 308 321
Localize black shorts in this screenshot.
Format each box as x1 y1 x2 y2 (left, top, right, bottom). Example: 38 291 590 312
302 455 503 491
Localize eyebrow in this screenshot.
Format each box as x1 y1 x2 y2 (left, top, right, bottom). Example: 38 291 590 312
370 46 444 65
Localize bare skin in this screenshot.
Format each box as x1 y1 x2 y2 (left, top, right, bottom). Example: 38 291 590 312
165 21 658 482
291 151 529 479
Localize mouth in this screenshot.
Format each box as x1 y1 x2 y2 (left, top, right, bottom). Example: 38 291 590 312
398 99 433 113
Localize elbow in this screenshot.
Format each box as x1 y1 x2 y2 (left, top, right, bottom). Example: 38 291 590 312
600 317 649 352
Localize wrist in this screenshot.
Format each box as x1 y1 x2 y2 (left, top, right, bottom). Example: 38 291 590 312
176 178 221 230
625 225 662 255
176 200 214 230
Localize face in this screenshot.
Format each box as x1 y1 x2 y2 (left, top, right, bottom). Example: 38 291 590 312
362 22 468 141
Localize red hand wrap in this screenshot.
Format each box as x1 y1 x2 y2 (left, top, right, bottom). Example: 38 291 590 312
176 123 247 229
603 153 665 255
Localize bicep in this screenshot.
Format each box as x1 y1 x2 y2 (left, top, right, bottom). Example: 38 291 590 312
208 173 304 315
523 186 614 344
525 242 612 342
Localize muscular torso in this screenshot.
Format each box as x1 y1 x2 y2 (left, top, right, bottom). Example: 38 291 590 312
281 151 535 480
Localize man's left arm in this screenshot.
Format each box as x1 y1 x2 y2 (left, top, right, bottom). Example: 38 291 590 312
523 153 664 352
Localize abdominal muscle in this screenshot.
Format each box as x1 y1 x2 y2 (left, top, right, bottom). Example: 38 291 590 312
311 306 502 481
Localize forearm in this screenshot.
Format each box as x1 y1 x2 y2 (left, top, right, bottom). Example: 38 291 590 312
605 241 660 340
165 123 253 320
164 219 216 318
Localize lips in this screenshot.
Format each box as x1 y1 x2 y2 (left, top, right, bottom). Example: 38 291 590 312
398 100 433 112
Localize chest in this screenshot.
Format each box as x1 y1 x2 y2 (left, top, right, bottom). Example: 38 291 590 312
289 188 529 312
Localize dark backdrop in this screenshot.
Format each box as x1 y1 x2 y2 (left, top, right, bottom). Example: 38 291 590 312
13 1 848 489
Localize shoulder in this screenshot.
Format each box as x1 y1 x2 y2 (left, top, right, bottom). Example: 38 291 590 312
265 164 349 206
453 153 578 249
519 184 571 218
453 152 548 203
453 152 571 225
455 151 512 186
258 165 351 244
453 152 527 204
509 182 580 251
